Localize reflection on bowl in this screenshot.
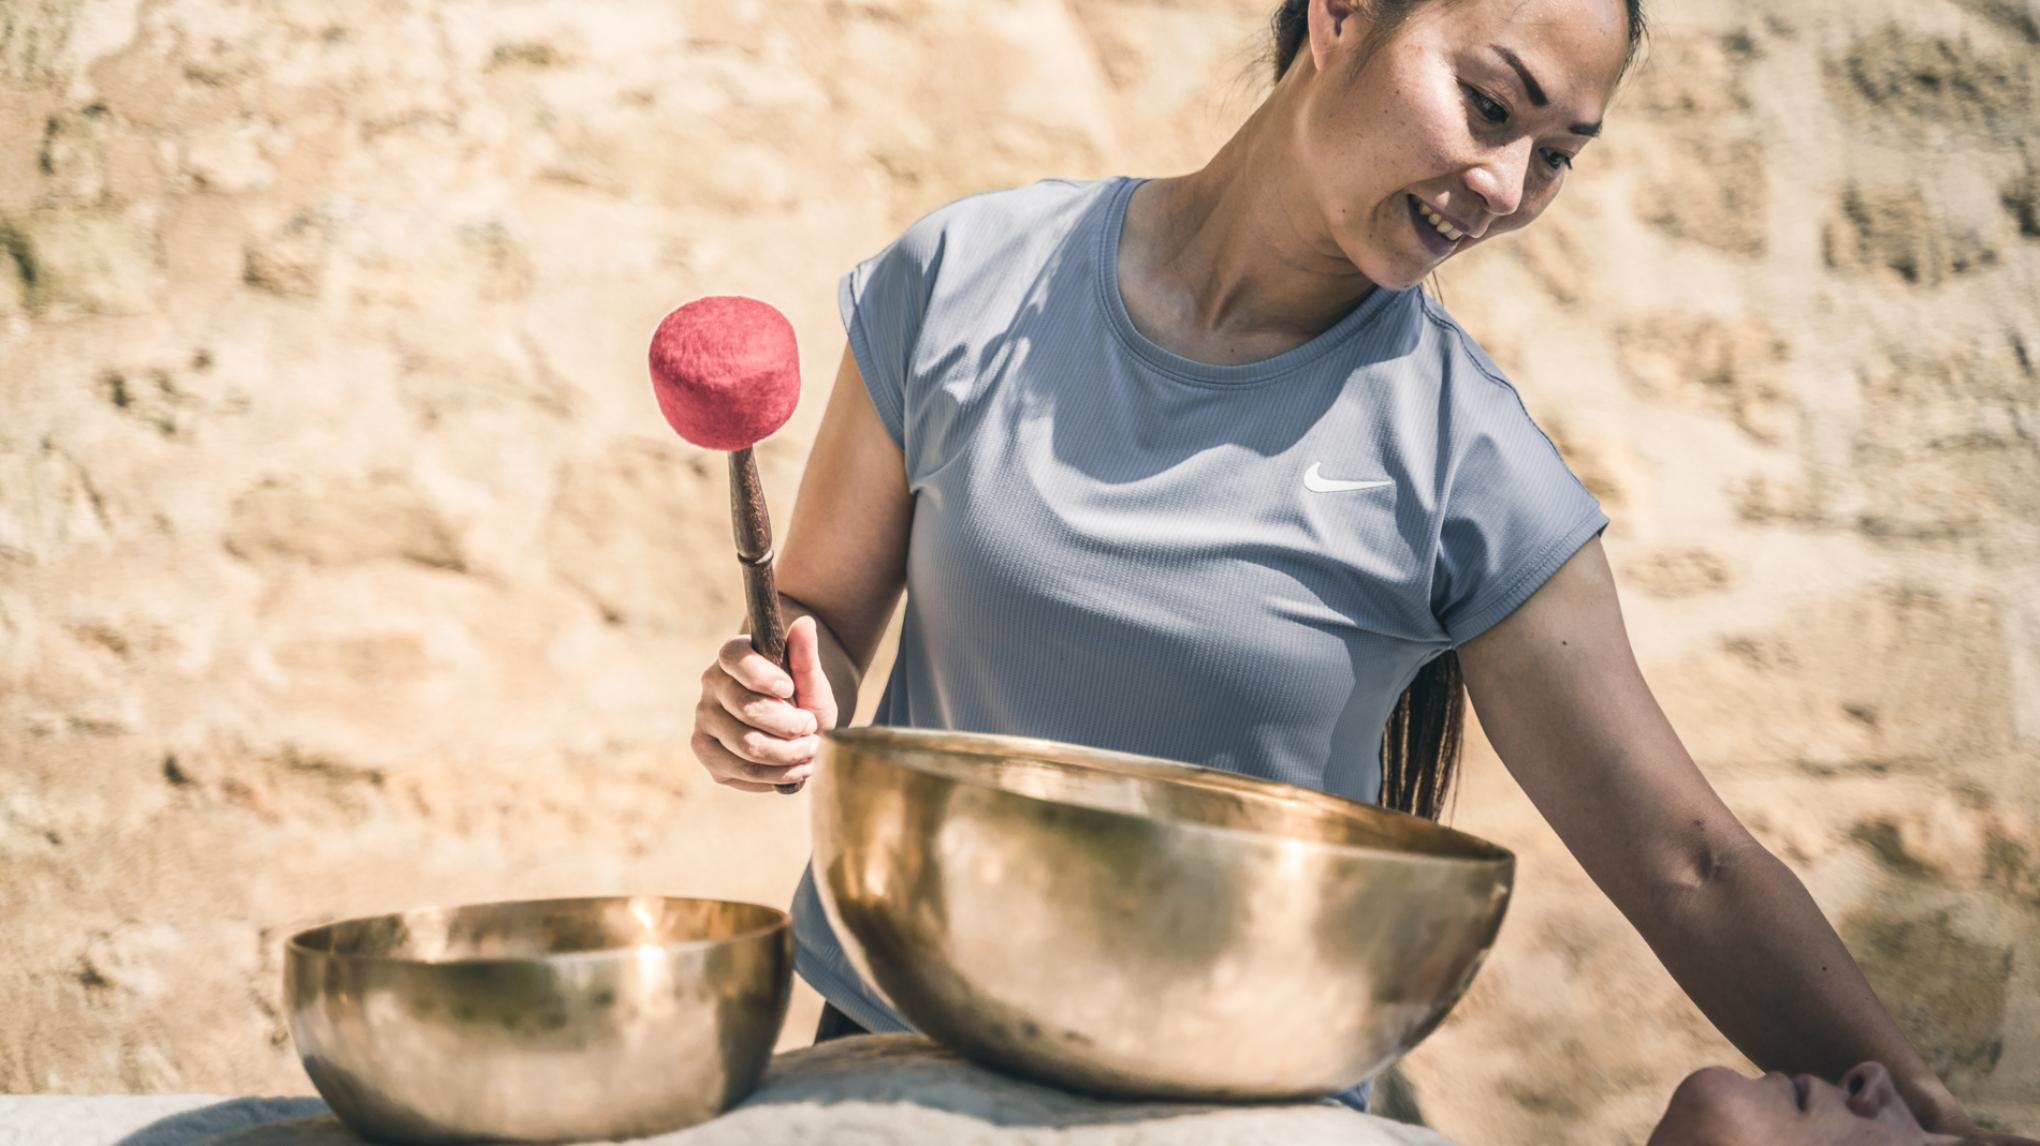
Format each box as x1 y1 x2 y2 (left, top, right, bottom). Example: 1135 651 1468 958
812 727 1513 1100
284 895 790 1144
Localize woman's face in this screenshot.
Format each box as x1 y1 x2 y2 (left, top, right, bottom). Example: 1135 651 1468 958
1297 0 1630 290
1647 1061 1971 1145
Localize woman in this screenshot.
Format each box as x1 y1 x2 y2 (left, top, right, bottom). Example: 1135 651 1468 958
1648 1061 1993 1146
690 0 2027 1139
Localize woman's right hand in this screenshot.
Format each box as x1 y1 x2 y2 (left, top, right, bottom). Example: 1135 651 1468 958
692 615 841 792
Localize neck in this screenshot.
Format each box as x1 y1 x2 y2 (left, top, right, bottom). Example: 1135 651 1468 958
1131 64 1381 343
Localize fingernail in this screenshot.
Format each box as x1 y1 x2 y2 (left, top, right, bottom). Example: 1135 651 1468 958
775 682 793 698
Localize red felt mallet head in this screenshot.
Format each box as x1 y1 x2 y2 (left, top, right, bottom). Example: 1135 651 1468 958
648 295 801 452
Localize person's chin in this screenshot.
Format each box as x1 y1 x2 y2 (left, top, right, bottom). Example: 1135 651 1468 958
1352 243 1446 291
1364 260 1432 292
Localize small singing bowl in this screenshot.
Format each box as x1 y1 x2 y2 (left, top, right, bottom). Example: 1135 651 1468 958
284 895 792 1145
812 728 1514 1102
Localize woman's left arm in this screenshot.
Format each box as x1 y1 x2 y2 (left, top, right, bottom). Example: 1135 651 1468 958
1456 535 2011 1140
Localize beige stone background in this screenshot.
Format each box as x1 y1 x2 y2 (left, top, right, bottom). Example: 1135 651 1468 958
0 0 2034 1141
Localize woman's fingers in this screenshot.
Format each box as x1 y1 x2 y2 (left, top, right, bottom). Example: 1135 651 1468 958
717 636 796 699
695 630 832 793
691 722 815 788
695 703 820 767
714 672 820 739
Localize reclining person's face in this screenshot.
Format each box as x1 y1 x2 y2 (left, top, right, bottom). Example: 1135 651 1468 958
1648 1061 1971 1145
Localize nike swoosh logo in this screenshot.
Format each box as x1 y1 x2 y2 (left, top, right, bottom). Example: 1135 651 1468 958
1303 462 1394 494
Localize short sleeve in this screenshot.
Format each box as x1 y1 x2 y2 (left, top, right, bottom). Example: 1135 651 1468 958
1431 390 1610 646
837 222 941 453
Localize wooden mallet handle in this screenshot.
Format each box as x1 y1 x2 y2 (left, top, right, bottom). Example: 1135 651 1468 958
728 446 801 795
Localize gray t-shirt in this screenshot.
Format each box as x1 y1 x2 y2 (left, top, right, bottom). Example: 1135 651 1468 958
791 175 1607 1103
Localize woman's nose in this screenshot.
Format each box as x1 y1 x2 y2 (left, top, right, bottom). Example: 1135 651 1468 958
1841 1061 1903 1119
1463 140 1531 220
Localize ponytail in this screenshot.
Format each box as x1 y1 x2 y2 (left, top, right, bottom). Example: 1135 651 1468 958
1378 652 1465 821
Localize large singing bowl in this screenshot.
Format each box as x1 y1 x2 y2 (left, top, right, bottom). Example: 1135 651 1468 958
284 896 791 1144
811 728 1514 1101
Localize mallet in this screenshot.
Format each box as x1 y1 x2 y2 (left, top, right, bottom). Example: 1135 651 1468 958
648 295 806 795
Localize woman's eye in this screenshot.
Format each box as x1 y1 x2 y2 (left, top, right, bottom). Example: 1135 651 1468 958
1462 85 1507 125
1540 149 1575 172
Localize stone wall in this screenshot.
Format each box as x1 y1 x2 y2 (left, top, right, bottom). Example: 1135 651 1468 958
1 0 2034 1142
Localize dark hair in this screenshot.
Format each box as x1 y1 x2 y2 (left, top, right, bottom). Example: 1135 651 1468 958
1379 654 1466 821
1267 0 1647 822
1270 0 1648 85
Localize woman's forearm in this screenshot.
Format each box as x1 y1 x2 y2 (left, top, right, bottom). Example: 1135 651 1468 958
1633 835 1968 1128
1456 550 1984 1133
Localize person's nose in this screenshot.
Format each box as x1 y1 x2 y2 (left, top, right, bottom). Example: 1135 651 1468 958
1841 1061 1905 1121
1461 137 1532 222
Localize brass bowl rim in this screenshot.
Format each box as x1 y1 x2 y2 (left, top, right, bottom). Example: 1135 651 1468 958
284 894 791 968
823 726 1514 868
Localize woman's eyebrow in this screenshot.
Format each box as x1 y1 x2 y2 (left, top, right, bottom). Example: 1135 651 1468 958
1492 45 1548 105
1491 43 1603 138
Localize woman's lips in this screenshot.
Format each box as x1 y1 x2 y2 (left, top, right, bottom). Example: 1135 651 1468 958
1407 194 1461 258
1763 1071 1806 1113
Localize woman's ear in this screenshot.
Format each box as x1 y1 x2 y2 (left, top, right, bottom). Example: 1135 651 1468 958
1307 0 1368 78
